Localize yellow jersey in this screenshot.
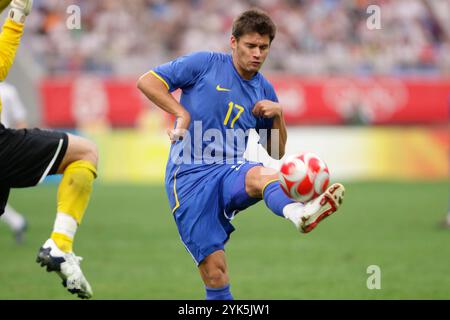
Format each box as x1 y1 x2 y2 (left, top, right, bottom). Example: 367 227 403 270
0 18 24 114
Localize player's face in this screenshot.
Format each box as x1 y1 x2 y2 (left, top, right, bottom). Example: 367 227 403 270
231 32 271 79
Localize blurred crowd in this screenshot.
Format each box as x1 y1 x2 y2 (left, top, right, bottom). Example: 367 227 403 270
24 0 450 76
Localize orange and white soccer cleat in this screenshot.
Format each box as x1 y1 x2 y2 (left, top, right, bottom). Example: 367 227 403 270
283 183 345 233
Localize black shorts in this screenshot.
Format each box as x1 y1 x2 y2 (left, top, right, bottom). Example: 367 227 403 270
0 124 69 215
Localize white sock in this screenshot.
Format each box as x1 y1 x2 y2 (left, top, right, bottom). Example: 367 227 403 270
52 212 78 239
282 202 305 226
0 204 26 231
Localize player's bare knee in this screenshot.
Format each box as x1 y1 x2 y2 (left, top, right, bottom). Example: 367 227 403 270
202 267 228 288
81 140 98 168
245 166 278 198
59 135 98 173
200 254 229 287
73 137 98 167
245 176 261 198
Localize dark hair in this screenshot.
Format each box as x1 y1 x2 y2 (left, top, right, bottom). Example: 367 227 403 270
232 9 276 43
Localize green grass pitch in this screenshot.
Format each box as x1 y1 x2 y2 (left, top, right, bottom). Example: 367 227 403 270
0 181 449 299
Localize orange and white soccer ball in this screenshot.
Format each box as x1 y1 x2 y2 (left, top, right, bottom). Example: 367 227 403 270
278 152 330 203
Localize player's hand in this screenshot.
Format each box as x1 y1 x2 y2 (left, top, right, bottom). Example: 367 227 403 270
11 0 32 15
252 100 282 118
167 111 191 144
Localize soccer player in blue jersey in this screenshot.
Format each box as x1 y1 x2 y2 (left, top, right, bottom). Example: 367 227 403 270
138 9 345 300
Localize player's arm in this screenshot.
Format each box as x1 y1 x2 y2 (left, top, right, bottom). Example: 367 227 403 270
269 111 287 158
137 71 190 143
138 52 211 142
0 19 23 81
0 0 33 81
252 100 287 159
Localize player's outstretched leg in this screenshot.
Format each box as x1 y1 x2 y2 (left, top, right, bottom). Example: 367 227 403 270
283 183 345 233
198 250 233 300
245 166 345 233
0 204 27 244
36 133 97 299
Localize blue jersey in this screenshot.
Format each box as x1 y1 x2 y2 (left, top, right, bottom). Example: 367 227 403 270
152 51 278 176
152 52 280 264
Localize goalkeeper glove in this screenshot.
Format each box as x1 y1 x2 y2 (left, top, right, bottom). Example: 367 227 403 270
9 0 33 24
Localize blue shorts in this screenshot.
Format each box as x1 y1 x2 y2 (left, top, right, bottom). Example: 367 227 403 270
165 161 263 265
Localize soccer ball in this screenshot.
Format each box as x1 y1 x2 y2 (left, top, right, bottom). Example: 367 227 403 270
278 152 330 203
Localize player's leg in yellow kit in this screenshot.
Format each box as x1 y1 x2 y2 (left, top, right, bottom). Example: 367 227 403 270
50 134 98 253
37 134 98 299
1 0 98 299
